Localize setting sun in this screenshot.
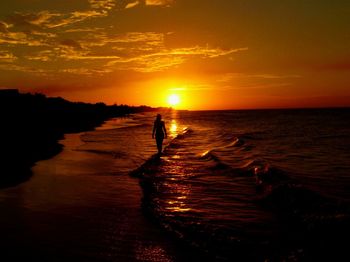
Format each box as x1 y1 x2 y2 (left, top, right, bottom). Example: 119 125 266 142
168 94 180 106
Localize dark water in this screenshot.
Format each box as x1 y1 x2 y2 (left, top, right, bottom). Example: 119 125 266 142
1 109 350 261
80 109 350 261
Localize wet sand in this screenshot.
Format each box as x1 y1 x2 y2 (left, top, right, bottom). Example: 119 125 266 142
0 133 187 262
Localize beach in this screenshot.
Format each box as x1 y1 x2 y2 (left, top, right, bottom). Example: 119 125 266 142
0 130 189 261
0 90 157 188
1 1 349 260
0 110 349 261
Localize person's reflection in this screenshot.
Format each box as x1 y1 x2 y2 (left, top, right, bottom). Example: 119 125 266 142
152 114 167 155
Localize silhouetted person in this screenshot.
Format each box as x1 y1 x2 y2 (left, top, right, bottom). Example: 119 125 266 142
152 114 167 155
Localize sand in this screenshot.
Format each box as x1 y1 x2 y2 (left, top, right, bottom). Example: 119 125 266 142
0 133 188 262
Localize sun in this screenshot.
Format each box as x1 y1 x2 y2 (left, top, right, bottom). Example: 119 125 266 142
168 94 180 106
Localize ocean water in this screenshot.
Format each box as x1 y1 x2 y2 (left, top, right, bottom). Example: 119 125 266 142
1 109 349 261
81 109 350 261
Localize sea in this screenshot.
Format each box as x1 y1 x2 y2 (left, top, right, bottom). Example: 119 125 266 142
0 109 349 261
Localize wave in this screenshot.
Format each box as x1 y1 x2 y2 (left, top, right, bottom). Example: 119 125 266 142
162 127 193 150
130 127 192 178
129 124 350 261
199 137 243 161
225 137 244 147
171 127 193 140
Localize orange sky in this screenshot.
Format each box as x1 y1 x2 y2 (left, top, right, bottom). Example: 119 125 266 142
0 0 349 109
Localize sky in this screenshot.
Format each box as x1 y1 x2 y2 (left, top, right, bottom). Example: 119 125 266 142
0 0 349 109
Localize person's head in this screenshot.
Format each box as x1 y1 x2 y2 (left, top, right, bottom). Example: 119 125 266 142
156 114 161 121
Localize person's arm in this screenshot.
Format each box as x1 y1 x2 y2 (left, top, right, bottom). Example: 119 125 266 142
152 122 156 139
163 122 167 138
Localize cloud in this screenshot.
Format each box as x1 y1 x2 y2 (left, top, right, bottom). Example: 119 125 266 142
89 0 116 11
60 39 82 50
44 11 104 28
73 31 246 72
146 0 174 6
8 29 247 74
217 73 300 83
0 0 245 77
0 31 46 46
0 51 17 62
60 67 113 76
3 1 117 32
6 11 59 30
6 9 108 30
155 46 248 58
82 32 164 48
125 0 174 9
106 45 248 72
63 27 105 33
0 63 48 75
55 44 121 61
113 54 185 72
25 50 53 62
62 54 121 60
0 21 10 33
126 1 141 9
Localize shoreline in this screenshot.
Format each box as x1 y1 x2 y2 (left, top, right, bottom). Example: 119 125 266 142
1 120 106 189
0 122 195 262
0 90 160 189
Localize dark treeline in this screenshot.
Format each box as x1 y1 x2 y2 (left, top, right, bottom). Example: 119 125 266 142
0 89 162 188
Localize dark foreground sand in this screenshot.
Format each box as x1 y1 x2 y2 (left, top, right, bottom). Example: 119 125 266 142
0 133 190 262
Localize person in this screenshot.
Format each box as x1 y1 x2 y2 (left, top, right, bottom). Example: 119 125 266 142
152 114 167 155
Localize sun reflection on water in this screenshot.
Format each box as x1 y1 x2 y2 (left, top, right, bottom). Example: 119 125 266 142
169 120 178 138
161 177 192 213
157 110 194 213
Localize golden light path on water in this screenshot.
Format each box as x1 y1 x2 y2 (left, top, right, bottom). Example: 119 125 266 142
160 112 193 214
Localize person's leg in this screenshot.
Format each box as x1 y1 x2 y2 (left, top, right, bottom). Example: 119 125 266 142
156 137 163 154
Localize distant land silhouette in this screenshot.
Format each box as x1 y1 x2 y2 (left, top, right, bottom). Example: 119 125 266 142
0 89 163 188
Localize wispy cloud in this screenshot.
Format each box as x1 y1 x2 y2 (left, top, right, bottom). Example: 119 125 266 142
2 27 247 75
105 46 247 72
60 67 113 76
217 73 301 83
44 11 105 28
125 0 174 9
0 51 17 62
125 1 140 9
146 0 174 6
63 27 105 33
89 0 116 11
0 31 47 46
0 21 10 32
60 39 83 50
80 32 164 49
6 11 54 29
0 63 49 75
25 50 53 62
6 9 108 30
0 2 245 76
